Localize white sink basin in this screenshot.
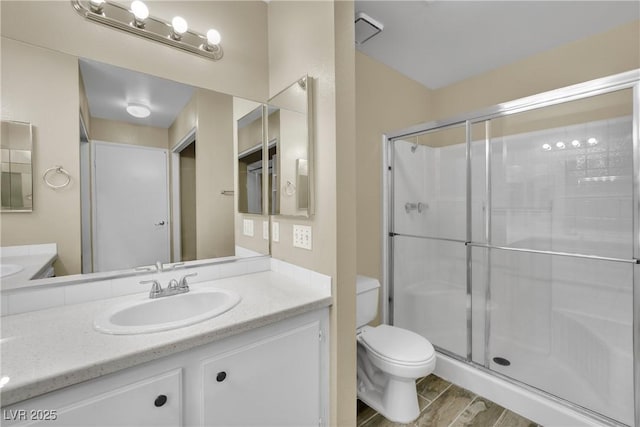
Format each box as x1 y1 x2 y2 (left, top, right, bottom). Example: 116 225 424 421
94 288 241 335
0 264 24 278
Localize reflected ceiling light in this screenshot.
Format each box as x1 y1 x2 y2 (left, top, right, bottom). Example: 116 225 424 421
587 137 598 145
571 139 581 148
171 16 188 40
542 143 552 151
556 141 565 149
126 103 151 118
71 0 224 61
89 0 105 13
131 0 149 27
0 376 10 388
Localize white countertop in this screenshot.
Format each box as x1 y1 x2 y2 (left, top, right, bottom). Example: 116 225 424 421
1 253 57 289
0 271 331 406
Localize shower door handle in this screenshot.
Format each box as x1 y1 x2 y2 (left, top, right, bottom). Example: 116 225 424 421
155 220 166 226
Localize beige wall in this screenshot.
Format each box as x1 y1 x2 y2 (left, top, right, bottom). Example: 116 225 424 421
0 38 81 275
268 1 356 425
432 20 640 120
90 118 169 149
194 89 235 259
1 1 269 102
79 72 91 136
355 52 433 284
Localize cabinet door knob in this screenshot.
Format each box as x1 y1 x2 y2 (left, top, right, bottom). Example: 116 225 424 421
154 394 168 407
216 371 227 382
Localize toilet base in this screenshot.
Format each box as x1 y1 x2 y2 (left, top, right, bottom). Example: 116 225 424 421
357 375 421 424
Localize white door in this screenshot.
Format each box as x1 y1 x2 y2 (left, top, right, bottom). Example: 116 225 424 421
93 141 170 272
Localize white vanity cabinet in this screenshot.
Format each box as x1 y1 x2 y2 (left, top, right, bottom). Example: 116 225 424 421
2 369 182 427
201 322 321 426
2 309 329 427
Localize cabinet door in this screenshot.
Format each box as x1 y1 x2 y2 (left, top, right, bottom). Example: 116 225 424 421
202 321 320 426
4 370 182 427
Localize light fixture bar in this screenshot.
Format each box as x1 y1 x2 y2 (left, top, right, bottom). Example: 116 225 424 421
71 0 223 61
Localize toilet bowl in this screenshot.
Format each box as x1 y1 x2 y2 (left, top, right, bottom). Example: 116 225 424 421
356 276 435 423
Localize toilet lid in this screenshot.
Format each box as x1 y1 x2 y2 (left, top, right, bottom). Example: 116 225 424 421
360 325 434 364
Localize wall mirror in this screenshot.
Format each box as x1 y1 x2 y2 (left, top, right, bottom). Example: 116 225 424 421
237 106 264 215
1 121 33 212
0 51 270 287
267 75 314 217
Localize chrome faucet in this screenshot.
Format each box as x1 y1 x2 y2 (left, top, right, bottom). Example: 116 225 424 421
140 272 198 299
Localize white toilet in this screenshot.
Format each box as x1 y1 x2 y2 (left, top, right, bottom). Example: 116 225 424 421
356 275 436 423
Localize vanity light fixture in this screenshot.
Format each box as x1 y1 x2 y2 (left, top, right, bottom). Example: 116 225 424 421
71 0 224 61
555 141 565 149
587 137 598 145
571 139 581 148
542 143 552 151
126 102 151 118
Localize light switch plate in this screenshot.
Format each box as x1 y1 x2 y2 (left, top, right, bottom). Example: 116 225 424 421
293 224 312 250
263 221 269 240
243 219 254 237
272 221 280 243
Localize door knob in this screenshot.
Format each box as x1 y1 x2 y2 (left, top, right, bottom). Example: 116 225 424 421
155 221 166 226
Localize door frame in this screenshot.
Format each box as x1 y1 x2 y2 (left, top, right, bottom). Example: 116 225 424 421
91 140 171 272
170 127 196 263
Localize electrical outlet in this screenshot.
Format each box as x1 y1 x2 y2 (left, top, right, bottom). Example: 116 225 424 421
272 221 280 242
293 224 312 250
243 219 254 237
263 221 269 240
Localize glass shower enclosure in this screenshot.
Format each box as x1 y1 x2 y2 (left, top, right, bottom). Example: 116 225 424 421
384 71 639 426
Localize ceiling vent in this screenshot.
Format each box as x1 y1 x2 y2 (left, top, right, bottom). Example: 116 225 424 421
355 12 383 45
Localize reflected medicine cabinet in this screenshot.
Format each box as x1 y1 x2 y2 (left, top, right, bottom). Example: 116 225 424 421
1 120 33 212
268 75 313 218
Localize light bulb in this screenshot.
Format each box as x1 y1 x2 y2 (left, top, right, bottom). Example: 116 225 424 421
171 16 188 38
571 139 581 148
542 144 552 151
587 137 598 145
556 141 565 149
206 29 221 45
89 0 105 13
131 0 149 27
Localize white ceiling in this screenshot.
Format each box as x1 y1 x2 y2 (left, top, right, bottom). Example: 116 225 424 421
79 58 195 129
354 1 640 89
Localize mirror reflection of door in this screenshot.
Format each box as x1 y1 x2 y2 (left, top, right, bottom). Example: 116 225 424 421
92 141 170 272
79 117 93 273
179 139 197 262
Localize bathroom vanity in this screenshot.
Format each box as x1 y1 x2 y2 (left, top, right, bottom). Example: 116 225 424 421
1 270 331 426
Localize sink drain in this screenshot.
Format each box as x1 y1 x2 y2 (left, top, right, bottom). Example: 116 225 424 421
493 357 511 366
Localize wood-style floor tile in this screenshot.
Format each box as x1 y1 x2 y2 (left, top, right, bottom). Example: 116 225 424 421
449 397 505 427
360 396 430 427
416 374 452 402
414 384 475 427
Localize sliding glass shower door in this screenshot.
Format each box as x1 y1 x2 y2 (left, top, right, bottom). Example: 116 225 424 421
389 83 636 426
391 124 469 358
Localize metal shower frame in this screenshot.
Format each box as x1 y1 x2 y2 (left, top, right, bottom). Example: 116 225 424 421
381 69 640 427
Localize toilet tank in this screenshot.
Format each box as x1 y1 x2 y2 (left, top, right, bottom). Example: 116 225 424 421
356 275 380 328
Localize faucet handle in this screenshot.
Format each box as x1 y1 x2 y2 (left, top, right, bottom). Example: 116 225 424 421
140 279 162 298
178 272 198 290
167 279 179 290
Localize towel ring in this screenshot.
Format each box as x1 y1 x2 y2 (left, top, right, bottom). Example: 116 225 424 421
43 166 71 189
